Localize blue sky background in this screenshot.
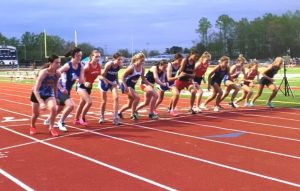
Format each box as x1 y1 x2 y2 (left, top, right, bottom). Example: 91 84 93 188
1 0 299 53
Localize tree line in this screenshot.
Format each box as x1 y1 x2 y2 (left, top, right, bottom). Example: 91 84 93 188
194 11 300 59
0 10 299 65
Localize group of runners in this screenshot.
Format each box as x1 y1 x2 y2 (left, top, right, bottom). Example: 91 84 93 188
30 48 284 136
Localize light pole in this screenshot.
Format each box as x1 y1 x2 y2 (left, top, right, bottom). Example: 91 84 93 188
217 20 224 55
146 42 149 58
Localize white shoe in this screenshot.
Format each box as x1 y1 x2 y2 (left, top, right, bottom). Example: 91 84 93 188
233 102 239 108
267 102 275 108
249 101 254 107
43 119 50 125
244 102 250 107
213 106 219 112
197 107 202 113
98 116 105 123
200 103 209 110
57 122 67 132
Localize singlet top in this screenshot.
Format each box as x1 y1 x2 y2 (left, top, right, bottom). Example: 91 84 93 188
145 66 165 84
104 62 121 82
168 62 180 86
84 62 101 84
230 65 243 79
59 61 82 95
265 66 280 78
211 66 228 83
195 62 209 78
179 60 195 81
36 71 59 97
245 69 258 80
125 64 143 85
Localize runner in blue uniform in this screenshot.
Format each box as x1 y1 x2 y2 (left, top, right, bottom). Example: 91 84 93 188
99 52 123 125
118 53 151 120
30 55 61 136
55 48 84 131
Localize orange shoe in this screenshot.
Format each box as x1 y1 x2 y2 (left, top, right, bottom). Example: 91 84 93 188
30 127 37 135
49 128 59 137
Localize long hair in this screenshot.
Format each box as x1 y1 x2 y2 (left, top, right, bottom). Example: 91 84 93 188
131 52 145 64
41 54 59 69
198 51 211 64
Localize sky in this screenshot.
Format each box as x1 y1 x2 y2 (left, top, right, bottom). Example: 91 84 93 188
1 0 299 54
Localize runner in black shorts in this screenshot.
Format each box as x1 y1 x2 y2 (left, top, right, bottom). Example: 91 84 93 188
30 55 61 137
251 57 283 108
202 56 231 112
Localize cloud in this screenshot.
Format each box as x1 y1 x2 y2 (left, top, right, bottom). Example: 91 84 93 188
1 0 299 53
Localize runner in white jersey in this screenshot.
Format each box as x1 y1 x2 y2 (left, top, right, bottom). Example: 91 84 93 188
118 53 151 120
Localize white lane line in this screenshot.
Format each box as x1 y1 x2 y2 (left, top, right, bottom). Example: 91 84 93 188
2 109 300 188
172 119 300 142
1 99 300 159
0 125 177 191
62 124 300 188
0 168 34 191
1 91 300 130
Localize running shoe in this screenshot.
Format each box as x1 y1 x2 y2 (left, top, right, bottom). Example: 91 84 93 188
113 118 120 126
213 106 219 112
98 116 105 124
170 110 179 117
267 101 275 108
200 103 209 110
43 119 50 126
188 108 197 114
49 127 59 137
228 102 236 108
117 112 124 119
130 113 139 121
74 119 88 126
148 113 159 120
57 122 67 132
29 127 37 135
249 101 254 107
233 102 239 108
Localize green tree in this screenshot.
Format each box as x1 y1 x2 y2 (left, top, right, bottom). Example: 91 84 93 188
216 14 235 56
148 50 160 57
117 49 130 58
196 17 212 47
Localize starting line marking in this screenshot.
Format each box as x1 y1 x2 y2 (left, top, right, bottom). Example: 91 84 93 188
0 168 34 191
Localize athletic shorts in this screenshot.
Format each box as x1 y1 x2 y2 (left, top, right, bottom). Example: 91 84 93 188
194 77 203 85
77 83 92 95
157 84 170 92
30 92 52 103
175 80 193 90
259 77 272 86
119 82 136 94
57 93 70 106
99 80 115 92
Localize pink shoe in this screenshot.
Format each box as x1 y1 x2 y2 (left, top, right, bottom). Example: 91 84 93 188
170 110 179 117
74 119 80 125
74 119 88 126
49 128 59 137
153 110 159 115
29 127 37 135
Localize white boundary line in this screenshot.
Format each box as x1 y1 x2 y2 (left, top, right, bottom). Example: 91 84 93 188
1 99 300 157
0 125 177 191
0 108 300 188
0 168 34 191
